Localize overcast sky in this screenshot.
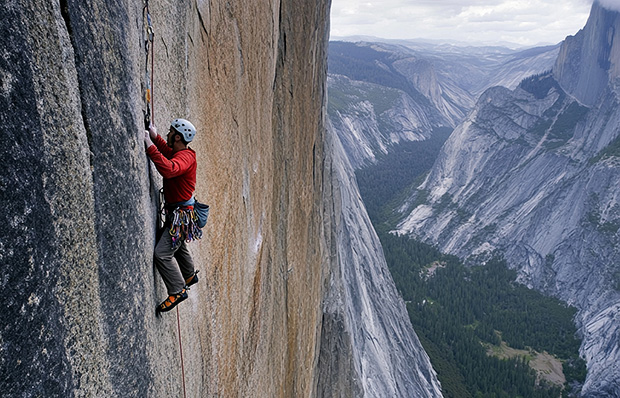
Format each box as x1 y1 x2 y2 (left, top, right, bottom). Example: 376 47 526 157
330 0 608 48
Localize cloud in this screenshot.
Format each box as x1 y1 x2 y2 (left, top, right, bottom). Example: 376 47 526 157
596 0 620 12
330 0 593 47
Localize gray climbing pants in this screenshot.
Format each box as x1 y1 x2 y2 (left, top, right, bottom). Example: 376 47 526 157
154 230 195 295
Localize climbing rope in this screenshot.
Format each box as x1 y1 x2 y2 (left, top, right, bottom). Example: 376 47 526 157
176 307 187 398
143 0 155 129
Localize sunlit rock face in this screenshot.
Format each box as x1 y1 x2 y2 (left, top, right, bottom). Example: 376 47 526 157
395 2 620 396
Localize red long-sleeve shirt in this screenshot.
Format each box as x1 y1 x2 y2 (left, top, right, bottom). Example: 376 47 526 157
146 134 196 204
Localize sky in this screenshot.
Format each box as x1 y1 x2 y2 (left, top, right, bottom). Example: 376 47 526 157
330 0 611 48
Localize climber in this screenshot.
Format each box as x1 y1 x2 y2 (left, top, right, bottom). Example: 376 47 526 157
144 118 201 314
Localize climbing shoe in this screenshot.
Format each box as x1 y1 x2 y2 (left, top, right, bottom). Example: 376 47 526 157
185 270 199 288
156 289 188 313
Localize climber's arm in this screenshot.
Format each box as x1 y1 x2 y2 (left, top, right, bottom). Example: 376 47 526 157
146 146 194 179
147 125 173 158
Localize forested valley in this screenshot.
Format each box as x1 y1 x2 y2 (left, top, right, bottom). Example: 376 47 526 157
355 131 587 397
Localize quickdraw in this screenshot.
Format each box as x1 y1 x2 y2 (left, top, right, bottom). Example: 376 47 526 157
143 0 155 129
169 207 203 249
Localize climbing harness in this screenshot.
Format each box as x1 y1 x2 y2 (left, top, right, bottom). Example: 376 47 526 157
168 206 203 249
143 0 155 129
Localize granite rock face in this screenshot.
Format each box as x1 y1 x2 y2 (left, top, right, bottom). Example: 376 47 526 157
318 124 443 397
0 0 330 396
395 2 620 395
554 1 620 106
327 74 439 169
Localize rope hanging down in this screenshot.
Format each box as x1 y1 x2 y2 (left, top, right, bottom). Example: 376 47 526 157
143 0 155 129
177 307 187 398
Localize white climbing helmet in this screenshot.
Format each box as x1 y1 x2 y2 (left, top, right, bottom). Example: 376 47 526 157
171 118 196 143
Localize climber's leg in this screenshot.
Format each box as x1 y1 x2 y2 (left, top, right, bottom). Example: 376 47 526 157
174 240 196 283
154 232 185 295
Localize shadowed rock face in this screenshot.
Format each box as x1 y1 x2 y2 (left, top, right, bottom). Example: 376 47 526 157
1 0 443 397
554 1 620 107
319 124 443 397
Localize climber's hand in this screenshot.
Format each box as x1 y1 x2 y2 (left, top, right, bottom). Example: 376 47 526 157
144 130 154 148
148 125 158 140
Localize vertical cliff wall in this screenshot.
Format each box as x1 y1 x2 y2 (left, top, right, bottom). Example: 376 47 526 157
318 124 443 397
0 0 330 396
554 1 620 106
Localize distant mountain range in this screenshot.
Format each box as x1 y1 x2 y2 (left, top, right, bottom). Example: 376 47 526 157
327 39 559 168
331 35 561 51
